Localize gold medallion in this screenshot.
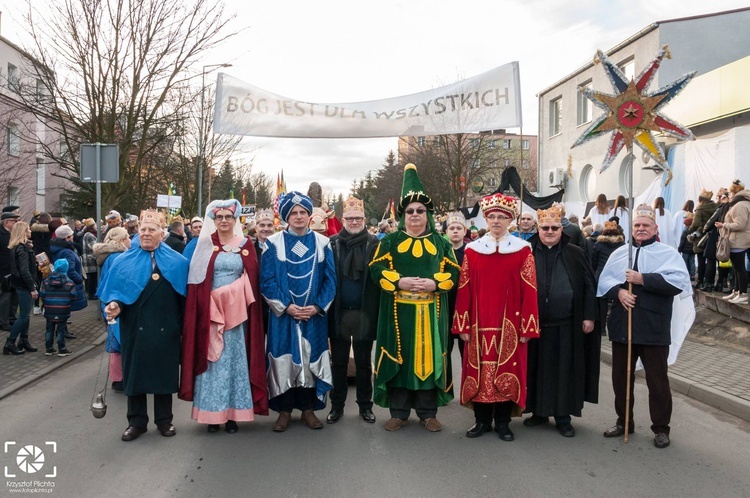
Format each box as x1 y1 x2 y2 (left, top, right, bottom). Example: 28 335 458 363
213 246 220 252
241 249 249 256
151 273 160 281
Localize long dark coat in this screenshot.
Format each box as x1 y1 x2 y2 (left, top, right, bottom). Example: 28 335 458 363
119 268 183 396
526 234 600 416
328 230 380 341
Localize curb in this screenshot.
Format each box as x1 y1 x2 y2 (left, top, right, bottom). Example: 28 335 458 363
0 332 108 402
601 349 750 424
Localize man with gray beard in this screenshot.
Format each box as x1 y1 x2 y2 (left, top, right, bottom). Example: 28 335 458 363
326 196 380 424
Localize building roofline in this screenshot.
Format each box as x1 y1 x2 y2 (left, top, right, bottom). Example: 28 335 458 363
536 6 750 98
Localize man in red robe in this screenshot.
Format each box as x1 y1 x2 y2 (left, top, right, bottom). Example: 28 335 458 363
452 193 539 441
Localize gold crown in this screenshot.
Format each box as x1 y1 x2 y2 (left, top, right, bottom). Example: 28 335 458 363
633 204 655 221
343 196 364 214
537 206 562 225
479 194 518 219
699 188 713 200
256 209 274 222
139 210 166 228
603 220 619 232
445 211 466 227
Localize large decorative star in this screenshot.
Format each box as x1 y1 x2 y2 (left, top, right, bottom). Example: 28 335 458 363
571 45 696 173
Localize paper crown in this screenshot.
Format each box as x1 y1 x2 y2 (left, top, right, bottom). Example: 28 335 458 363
480 194 518 219
633 204 655 221
537 205 563 225
445 211 466 227
603 220 619 232
343 196 365 215
398 163 433 215
256 209 274 222
139 210 166 228
699 188 713 200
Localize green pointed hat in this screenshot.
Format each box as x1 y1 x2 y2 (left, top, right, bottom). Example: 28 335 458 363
398 163 433 216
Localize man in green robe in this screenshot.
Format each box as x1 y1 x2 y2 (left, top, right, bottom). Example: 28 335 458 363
369 163 460 432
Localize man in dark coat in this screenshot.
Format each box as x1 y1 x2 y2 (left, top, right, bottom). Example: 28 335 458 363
525 205 599 437
326 196 380 424
597 204 693 449
164 219 187 254
100 210 188 442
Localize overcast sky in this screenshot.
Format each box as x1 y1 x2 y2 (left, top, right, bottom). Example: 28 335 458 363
2 0 749 197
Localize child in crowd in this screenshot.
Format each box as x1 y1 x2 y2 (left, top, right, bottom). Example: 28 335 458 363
40 259 77 357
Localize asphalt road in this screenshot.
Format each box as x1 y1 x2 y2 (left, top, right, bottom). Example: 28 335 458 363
2 349 749 498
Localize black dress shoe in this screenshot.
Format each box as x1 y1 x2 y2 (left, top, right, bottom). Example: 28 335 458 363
326 407 344 424
121 425 147 441
495 423 514 441
466 422 492 438
360 409 376 424
207 424 220 433
157 424 176 437
556 422 575 437
225 420 238 434
523 415 549 427
654 433 670 448
603 424 634 437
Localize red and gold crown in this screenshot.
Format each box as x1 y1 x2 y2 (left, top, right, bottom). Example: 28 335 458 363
479 194 518 219
536 206 562 225
343 196 365 215
139 210 166 228
633 204 655 221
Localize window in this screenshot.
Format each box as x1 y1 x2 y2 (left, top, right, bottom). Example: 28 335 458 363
36 159 46 195
580 164 596 202
469 138 479 148
577 80 593 125
488 139 496 149
7 63 19 92
504 159 512 167
521 139 529 150
503 139 512 149
488 177 496 187
7 122 20 156
472 159 480 169
36 79 48 103
432 136 441 146
549 97 562 136
618 58 635 82
7 186 19 207
417 136 426 146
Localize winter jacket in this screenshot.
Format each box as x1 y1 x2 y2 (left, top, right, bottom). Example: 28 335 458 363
688 200 718 254
723 190 750 250
49 238 87 311
591 233 625 282
40 271 76 322
10 243 37 291
82 231 98 274
30 222 52 257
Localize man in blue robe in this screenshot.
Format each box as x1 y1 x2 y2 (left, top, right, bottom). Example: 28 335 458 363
261 191 336 432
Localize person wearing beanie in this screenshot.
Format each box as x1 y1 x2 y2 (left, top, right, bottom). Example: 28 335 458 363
40 259 77 356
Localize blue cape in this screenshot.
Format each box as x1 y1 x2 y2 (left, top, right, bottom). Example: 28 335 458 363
98 240 188 305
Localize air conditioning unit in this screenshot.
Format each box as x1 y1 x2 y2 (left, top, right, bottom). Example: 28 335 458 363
548 167 565 186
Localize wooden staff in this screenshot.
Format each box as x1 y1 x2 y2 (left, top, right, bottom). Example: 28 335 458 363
624 151 635 443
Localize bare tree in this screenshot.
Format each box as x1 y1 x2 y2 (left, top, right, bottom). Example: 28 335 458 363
16 0 237 217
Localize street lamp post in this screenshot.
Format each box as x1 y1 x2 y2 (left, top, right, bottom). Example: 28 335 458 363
197 63 232 216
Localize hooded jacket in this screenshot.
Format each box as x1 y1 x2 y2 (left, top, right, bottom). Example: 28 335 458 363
40 271 76 322
723 190 750 250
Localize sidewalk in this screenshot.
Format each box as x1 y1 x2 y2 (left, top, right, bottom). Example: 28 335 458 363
0 303 106 399
1 295 750 423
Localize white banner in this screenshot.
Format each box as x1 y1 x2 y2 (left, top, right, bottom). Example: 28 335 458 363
213 62 522 138
156 194 182 209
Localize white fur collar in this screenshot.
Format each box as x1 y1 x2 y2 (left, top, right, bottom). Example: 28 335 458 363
467 232 530 255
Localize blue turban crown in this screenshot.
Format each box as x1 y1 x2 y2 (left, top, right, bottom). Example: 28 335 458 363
278 191 313 222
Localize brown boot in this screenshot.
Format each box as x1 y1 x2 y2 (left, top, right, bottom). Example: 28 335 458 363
301 409 323 429
384 417 407 432
420 417 443 432
272 412 292 432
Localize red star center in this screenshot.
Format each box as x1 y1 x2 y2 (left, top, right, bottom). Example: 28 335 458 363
618 101 644 128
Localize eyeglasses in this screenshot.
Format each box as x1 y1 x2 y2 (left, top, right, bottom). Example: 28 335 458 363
405 208 427 215
539 226 561 232
486 214 511 221
214 215 235 221
343 217 364 222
